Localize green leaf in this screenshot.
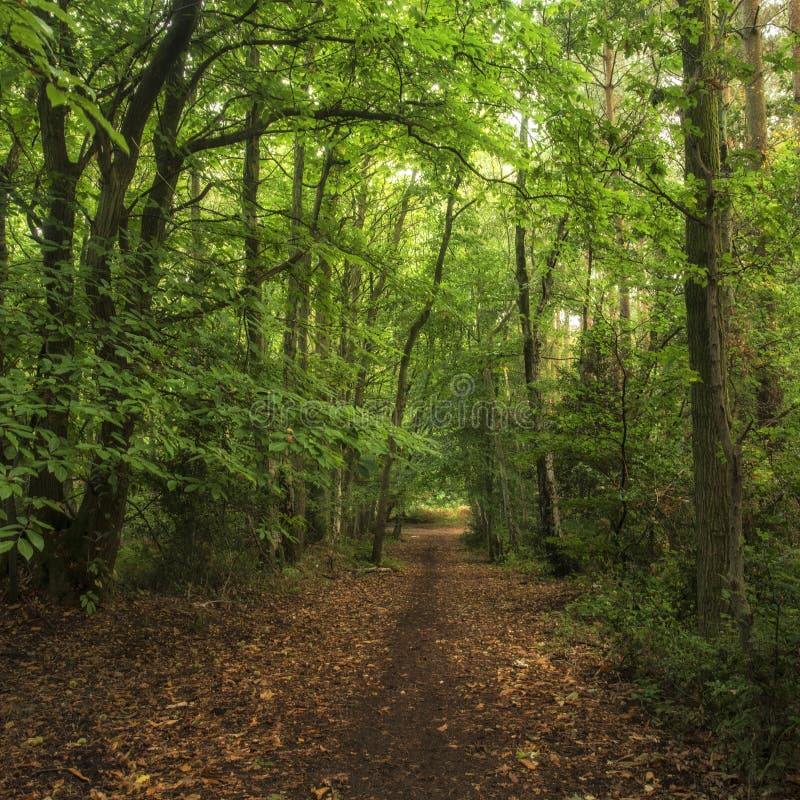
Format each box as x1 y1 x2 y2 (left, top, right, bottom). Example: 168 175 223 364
72 94 130 154
45 82 69 108
26 530 45 552
17 538 34 561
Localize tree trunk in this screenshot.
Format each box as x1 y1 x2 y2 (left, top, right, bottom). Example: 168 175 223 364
27 87 80 545
0 142 20 601
242 45 265 365
516 121 566 551
337 169 369 538
792 0 800 138
740 1 783 429
0 139 19 295
371 176 461 563
340 174 412 541
680 0 753 647
484 363 519 552
48 4 201 598
281 136 311 561
514 123 565 552
307 148 337 543
603 43 632 354
742 0 767 163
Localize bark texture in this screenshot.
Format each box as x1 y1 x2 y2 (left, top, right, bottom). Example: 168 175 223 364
680 0 752 646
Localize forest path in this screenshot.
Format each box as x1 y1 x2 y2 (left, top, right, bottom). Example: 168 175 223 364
1 525 737 800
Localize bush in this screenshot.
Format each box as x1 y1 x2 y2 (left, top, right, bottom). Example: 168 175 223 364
569 543 800 790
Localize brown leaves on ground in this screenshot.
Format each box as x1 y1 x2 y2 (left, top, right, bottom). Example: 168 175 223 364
0 526 761 799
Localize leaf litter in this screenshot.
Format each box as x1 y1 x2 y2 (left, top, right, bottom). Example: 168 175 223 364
0 525 753 799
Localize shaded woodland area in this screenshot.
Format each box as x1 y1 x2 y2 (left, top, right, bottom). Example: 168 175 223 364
2 0 800 794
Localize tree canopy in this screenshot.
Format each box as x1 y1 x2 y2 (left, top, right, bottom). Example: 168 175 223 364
2 0 800 786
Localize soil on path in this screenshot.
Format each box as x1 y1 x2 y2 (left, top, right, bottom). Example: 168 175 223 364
1 525 751 799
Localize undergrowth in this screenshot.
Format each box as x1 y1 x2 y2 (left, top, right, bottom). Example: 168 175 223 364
568 541 800 793
335 536 402 572
462 523 550 577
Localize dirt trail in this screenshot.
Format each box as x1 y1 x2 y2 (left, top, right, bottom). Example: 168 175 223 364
1 525 744 799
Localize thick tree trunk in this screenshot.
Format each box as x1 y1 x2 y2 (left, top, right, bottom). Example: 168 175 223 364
27 89 80 545
682 0 728 639
47 5 200 598
680 0 753 646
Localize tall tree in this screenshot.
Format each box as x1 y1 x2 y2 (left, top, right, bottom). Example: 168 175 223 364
792 0 800 137
679 0 752 645
242 45 265 366
514 118 564 553
741 0 767 162
371 175 462 564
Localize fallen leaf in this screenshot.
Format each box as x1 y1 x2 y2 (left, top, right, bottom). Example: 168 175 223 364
437 723 448 732
311 787 331 799
67 767 91 783
519 758 539 770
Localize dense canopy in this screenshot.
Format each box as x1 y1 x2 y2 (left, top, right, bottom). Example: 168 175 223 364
2 0 800 789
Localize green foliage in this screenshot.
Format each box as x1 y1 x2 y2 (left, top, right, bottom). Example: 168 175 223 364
0 2 799 790
79 589 99 615
570 540 800 787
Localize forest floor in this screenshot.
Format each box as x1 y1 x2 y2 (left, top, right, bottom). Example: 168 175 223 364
0 524 757 800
